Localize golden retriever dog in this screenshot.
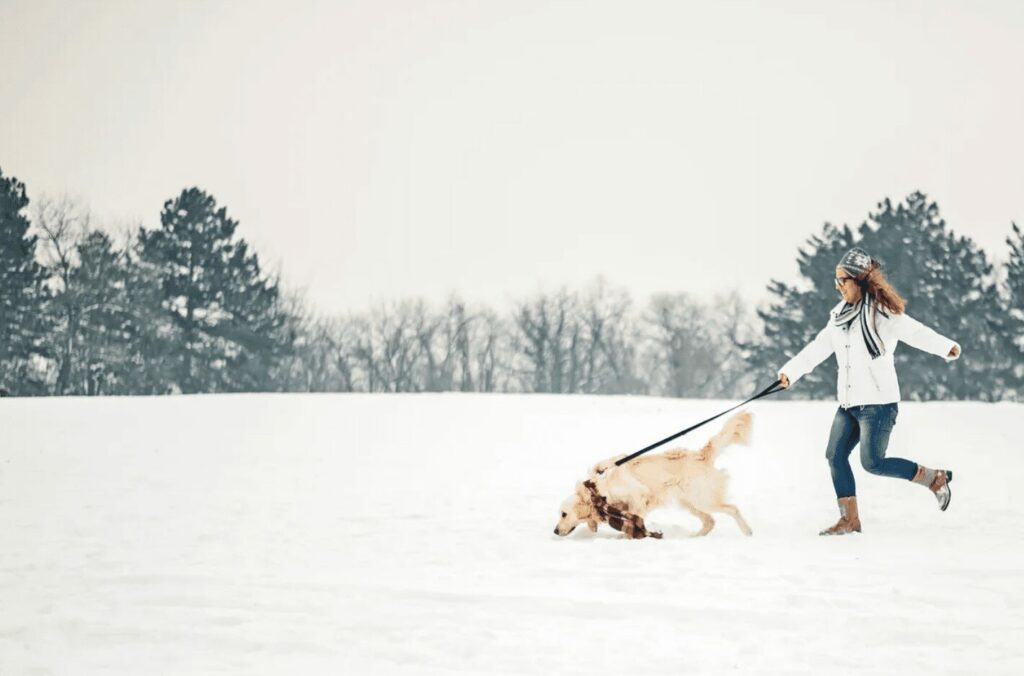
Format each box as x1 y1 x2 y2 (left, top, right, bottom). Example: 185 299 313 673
553 411 754 538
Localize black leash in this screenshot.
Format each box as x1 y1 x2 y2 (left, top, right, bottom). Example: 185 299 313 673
613 379 785 467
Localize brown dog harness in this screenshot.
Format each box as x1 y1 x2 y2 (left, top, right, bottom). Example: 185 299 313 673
583 480 663 539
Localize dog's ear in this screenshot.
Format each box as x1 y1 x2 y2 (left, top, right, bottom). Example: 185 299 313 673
575 484 598 519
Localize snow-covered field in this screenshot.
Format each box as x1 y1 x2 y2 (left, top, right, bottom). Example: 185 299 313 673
1 393 1022 675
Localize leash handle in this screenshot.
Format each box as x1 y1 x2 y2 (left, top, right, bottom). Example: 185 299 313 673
613 379 784 467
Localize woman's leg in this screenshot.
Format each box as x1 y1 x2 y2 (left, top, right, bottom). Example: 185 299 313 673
825 406 860 498
857 404 917 480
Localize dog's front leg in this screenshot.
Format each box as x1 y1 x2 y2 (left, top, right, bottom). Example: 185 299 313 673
678 499 716 536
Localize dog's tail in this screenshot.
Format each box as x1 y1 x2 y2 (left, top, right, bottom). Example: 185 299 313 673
697 411 753 463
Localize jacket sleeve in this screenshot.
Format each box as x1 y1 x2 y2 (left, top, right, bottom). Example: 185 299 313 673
893 313 961 362
778 323 835 385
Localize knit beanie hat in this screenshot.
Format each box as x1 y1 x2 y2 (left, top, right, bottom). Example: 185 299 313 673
838 247 873 277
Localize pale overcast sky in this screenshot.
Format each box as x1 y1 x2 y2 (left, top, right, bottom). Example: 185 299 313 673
2 0 1022 315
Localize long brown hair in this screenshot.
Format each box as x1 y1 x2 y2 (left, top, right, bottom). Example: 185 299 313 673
856 261 906 315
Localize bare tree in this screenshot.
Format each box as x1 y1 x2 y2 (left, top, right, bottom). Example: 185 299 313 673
328 316 362 392
353 300 427 392
641 293 719 398
576 279 644 394
468 308 508 393
33 195 90 394
415 295 485 392
509 282 646 394
713 291 762 397
267 287 320 391
641 292 759 398
510 289 585 393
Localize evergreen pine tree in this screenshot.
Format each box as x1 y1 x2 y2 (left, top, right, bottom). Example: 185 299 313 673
121 246 181 395
1005 222 1024 399
138 187 290 393
68 231 147 395
0 167 47 394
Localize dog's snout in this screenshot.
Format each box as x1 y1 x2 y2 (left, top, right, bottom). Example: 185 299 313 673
553 527 560 535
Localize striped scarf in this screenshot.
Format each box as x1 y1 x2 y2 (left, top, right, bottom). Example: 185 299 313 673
833 295 888 359
583 480 663 539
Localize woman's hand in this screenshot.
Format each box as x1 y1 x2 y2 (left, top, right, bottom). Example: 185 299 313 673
948 345 960 358
778 373 790 389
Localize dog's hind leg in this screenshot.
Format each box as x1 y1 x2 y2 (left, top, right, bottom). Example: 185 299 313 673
716 503 753 536
678 499 716 536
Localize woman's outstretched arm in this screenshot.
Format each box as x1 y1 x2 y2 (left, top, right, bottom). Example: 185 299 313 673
777 323 835 388
894 314 962 362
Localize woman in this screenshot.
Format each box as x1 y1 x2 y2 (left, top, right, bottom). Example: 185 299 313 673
777 247 961 536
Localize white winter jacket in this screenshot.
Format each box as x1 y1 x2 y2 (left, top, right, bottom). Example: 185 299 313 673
778 301 961 408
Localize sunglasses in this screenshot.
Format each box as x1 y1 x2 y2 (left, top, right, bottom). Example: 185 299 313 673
834 276 855 287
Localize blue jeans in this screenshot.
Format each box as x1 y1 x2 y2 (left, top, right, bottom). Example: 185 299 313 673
824 403 917 498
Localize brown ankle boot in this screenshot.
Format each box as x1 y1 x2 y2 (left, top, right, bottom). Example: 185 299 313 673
912 465 953 511
819 496 861 536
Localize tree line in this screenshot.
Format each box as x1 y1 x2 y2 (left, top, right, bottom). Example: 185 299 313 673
1 165 1022 400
